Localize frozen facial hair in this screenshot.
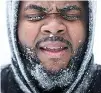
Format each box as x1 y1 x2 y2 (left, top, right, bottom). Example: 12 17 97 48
18 35 87 91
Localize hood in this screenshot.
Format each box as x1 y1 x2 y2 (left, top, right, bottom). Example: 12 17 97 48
7 1 97 93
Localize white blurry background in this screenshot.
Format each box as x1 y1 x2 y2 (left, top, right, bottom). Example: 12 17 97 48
0 0 101 66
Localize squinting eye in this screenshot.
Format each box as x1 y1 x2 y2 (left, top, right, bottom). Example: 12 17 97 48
24 14 45 22
61 14 81 21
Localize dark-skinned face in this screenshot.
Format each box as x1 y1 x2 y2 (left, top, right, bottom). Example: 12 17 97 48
18 1 86 73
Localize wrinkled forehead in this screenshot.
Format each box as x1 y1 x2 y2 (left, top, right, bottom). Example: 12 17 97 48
21 1 83 11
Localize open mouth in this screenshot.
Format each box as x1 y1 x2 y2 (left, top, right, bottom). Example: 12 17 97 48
40 46 68 53
38 41 70 55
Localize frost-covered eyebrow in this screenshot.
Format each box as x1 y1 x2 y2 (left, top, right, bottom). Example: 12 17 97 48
24 4 48 12
58 5 81 12
24 4 81 13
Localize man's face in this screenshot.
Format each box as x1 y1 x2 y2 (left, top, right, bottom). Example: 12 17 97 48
18 1 86 73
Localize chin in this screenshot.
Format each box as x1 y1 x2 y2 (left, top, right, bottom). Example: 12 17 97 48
40 62 68 75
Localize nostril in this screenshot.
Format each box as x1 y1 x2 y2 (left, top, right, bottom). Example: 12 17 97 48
44 30 51 33
58 30 64 33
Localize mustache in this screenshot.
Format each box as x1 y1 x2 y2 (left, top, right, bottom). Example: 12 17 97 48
35 36 73 53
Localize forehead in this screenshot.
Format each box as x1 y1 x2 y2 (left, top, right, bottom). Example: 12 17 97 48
21 1 83 9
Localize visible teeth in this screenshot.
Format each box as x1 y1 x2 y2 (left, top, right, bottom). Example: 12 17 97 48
60 47 63 49
44 47 47 49
43 47 64 49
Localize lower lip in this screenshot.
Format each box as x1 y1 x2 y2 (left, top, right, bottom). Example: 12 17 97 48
40 49 68 56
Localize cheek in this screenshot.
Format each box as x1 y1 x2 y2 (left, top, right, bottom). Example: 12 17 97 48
67 22 86 49
18 22 40 47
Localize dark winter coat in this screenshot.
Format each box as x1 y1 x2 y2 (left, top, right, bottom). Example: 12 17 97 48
1 64 101 93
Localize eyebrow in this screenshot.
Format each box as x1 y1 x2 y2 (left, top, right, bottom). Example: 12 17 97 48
58 5 81 12
24 4 48 12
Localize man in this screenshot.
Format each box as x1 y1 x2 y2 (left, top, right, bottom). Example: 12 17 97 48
1 1 101 93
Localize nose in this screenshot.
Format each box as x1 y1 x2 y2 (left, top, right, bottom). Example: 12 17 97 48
41 20 66 35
